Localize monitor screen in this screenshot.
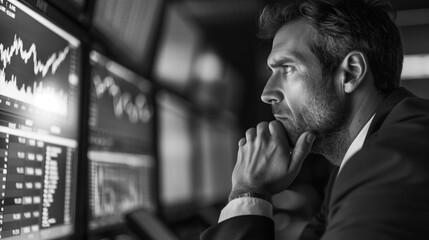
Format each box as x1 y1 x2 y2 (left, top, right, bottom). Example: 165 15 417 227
157 91 195 209
46 0 87 16
50 0 86 10
92 0 163 66
196 117 239 205
88 51 156 230
0 0 81 239
70 0 85 8
153 3 202 94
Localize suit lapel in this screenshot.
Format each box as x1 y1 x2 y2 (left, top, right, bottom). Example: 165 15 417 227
365 87 415 144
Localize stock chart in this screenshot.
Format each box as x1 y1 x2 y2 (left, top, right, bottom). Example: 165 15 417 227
88 51 155 230
0 0 81 239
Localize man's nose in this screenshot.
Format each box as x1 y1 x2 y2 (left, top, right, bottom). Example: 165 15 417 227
261 75 283 104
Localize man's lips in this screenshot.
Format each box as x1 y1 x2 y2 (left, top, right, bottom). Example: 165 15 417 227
274 114 289 120
272 105 291 120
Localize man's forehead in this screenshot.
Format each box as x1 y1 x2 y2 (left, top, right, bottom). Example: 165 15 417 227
273 19 313 48
269 19 315 63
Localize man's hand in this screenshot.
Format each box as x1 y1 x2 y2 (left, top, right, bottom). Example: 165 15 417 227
230 120 316 200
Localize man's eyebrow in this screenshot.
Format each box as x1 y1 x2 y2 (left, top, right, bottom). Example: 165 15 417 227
267 50 307 68
267 56 299 69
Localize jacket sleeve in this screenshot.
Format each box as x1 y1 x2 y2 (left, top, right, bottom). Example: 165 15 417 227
299 168 338 240
200 215 275 240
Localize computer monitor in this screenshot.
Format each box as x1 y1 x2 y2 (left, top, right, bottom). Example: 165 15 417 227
69 0 85 8
196 117 239 206
0 0 82 239
87 50 156 231
48 0 86 10
91 0 163 71
153 3 202 94
156 91 196 212
45 0 88 25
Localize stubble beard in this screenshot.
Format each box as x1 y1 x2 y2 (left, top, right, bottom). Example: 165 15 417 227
277 79 349 165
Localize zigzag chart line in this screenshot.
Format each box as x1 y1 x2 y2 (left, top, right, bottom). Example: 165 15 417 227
93 74 152 124
0 34 70 77
0 34 70 115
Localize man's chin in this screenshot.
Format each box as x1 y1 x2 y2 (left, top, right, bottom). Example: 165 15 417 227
277 119 301 147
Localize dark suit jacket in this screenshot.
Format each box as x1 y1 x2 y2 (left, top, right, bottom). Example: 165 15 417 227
201 87 429 240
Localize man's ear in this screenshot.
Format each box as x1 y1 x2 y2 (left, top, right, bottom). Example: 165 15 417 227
339 51 368 93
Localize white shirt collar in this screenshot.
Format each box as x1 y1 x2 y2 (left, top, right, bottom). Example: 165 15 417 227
339 114 376 173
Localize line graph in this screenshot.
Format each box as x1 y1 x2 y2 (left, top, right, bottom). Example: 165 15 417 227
0 34 70 115
0 69 68 115
92 74 153 124
1 34 70 77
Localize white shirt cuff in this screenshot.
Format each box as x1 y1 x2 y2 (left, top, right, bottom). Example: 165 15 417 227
218 197 273 223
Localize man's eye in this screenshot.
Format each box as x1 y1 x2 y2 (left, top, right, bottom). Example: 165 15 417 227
283 65 294 73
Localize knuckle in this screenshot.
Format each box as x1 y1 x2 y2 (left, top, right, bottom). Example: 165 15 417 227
245 129 256 142
269 120 280 128
246 128 255 134
238 138 246 146
257 121 268 130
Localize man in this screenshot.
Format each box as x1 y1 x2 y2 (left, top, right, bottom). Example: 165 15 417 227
201 0 429 239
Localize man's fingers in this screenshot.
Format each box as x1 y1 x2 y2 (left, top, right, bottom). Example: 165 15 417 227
256 122 270 139
268 120 288 143
290 131 316 171
246 128 256 142
238 137 246 147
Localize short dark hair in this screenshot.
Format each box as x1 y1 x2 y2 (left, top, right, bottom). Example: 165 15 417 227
259 0 403 94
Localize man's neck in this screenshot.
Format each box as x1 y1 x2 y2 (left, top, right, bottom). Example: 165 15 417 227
322 86 385 166
347 86 384 144
317 125 350 166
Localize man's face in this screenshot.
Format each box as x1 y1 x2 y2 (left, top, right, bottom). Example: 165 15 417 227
262 19 346 149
